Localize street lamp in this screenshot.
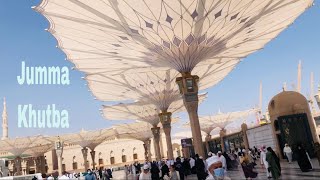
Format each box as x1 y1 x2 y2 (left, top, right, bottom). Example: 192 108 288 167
159 112 172 125
55 136 63 176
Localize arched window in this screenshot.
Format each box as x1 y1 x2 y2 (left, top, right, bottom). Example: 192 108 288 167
122 149 126 163
62 158 66 172
110 151 115 165
98 152 103 165
133 147 138 160
72 156 77 170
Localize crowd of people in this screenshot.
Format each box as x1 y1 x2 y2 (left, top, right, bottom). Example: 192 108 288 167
32 167 113 180
124 143 315 180
125 155 210 180
124 149 256 180
30 143 316 180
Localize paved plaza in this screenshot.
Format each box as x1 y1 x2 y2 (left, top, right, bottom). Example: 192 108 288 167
113 159 320 180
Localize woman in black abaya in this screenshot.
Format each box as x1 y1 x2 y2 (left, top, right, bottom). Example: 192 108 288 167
295 144 313 172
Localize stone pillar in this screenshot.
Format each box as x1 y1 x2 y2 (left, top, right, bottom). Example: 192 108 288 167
219 129 226 152
81 147 89 171
40 155 46 174
147 140 151 161
21 159 27 175
90 150 96 170
14 157 22 176
143 141 148 161
151 127 161 161
205 134 212 155
241 123 249 151
159 132 165 158
176 73 205 157
143 139 152 161
34 157 41 173
159 112 174 160
33 155 46 174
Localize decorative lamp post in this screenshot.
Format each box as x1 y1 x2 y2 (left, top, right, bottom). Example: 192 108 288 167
55 136 64 176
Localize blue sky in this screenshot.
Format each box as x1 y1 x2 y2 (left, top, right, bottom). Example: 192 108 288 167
0 0 319 138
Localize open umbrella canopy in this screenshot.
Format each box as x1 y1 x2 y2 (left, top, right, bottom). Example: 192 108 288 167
24 143 54 157
56 128 116 150
85 63 236 105
199 108 258 129
113 122 153 142
34 0 312 73
0 135 50 157
184 108 258 133
102 93 206 126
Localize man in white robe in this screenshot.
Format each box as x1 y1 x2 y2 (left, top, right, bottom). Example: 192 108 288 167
217 151 227 174
260 146 270 178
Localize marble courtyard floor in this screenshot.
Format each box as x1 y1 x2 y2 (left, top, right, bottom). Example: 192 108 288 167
113 158 320 179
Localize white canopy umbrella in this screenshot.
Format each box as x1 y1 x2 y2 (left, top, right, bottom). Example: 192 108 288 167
34 0 312 73
0 135 50 175
113 122 154 161
34 0 313 157
55 128 116 170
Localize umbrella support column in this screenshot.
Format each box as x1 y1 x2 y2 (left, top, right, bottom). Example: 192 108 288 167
205 135 212 155
90 150 96 170
241 123 249 151
176 73 205 157
151 127 161 161
81 147 89 171
219 129 226 152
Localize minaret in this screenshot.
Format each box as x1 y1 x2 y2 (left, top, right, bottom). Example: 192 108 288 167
2 97 8 140
297 60 302 93
259 82 262 111
309 72 316 113
257 82 263 124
